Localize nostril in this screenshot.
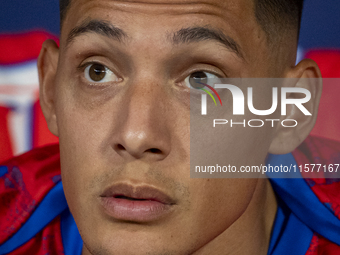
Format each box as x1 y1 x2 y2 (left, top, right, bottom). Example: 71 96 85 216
115 144 126 151
148 148 162 154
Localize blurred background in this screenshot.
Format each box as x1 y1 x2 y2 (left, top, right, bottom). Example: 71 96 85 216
0 0 339 163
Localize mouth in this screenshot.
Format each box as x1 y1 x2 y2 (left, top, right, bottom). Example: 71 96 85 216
99 183 176 222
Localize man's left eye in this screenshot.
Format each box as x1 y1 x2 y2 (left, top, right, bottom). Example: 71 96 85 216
184 71 219 90
84 63 119 83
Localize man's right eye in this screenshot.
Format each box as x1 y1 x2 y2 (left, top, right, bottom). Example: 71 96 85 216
84 63 119 83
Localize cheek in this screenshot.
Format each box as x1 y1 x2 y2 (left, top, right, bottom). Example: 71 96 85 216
55 78 119 165
190 99 276 175
191 123 273 177
56 98 112 216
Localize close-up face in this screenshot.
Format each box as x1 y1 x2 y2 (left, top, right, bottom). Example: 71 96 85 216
42 0 301 254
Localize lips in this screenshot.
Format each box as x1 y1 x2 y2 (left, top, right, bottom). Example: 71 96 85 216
99 183 176 222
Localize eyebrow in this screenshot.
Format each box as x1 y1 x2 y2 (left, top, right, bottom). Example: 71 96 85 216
66 20 243 59
171 27 243 59
66 19 128 46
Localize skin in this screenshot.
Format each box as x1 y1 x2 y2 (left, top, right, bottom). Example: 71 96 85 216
38 0 322 254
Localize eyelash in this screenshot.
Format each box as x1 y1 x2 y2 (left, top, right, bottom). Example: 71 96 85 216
181 66 225 80
77 61 101 72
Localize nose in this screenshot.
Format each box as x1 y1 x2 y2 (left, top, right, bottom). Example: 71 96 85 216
111 79 171 161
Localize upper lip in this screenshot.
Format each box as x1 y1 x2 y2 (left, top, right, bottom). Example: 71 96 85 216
100 183 176 205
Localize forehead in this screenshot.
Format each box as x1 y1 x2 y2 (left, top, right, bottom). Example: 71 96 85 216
61 0 265 63
65 0 254 15
62 0 256 32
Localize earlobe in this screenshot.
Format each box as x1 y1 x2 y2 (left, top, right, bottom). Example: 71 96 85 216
37 39 60 137
269 59 322 154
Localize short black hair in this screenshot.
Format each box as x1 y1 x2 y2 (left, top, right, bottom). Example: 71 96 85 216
59 0 304 41
255 0 304 42
59 0 70 25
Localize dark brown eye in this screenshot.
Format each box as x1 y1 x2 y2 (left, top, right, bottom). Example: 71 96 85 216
189 72 208 89
89 64 106 81
185 71 219 89
84 63 118 83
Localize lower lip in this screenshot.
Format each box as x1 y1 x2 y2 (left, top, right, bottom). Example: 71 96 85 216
100 197 173 222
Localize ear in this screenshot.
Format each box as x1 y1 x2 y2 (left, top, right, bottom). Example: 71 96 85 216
268 59 322 154
37 39 60 137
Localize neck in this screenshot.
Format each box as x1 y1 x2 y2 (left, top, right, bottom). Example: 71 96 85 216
194 178 278 255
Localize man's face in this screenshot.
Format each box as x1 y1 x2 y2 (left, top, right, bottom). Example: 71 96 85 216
54 0 286 254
